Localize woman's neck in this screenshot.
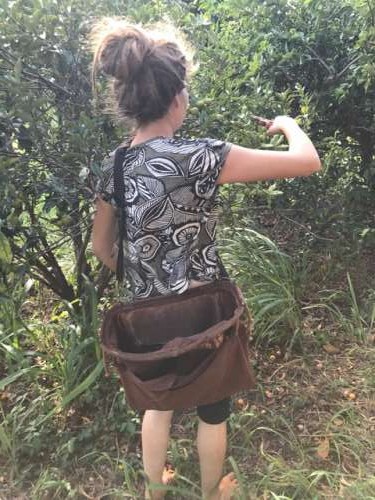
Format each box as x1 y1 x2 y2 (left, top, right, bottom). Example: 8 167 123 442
131 117 175 146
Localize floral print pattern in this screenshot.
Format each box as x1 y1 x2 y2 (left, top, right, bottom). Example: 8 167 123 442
97 136 231 299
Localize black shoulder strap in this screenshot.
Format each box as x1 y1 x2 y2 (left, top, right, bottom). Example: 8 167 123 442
113 147 127 283
217 254 229 278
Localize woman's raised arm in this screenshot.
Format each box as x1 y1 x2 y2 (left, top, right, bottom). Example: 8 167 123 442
218 116 321 184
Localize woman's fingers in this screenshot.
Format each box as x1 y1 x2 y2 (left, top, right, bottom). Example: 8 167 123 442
266 123 281 136
250 114 273 128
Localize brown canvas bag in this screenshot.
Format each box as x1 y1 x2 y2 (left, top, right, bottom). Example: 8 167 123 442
101 278 256 410
99 147 256 410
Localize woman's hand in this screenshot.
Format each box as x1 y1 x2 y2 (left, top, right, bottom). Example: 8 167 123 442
251 114 300 137
251 114 300 136
266 115 297 136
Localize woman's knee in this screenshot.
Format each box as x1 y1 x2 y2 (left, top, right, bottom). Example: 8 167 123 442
197 398 231 425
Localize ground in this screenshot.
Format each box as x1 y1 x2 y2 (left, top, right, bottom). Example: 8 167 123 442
1 330 374 499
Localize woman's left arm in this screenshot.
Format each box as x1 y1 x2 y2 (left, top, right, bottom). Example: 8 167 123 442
92 197 118 272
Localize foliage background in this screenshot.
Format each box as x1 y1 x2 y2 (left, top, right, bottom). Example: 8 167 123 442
0 0 374 498
1 0 374 309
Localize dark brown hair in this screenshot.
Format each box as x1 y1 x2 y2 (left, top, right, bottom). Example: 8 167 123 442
91 19 188 125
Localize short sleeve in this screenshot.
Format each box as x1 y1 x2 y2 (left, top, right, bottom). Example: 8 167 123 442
201 138 232 179
95 153 116 206
187 138 232 200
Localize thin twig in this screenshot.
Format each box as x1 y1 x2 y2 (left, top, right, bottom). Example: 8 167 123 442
305 46 334 75
277 214 336 242
336 54 361 80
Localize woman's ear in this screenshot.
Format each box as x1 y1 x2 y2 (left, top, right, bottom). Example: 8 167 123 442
182 87 189 109
173 92 183 110
172 94 180 109
170 89 188 130
173 88 188 110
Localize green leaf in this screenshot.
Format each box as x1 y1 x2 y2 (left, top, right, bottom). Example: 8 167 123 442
61 359 103 408
0 367 38 390
14 58 22 82
0 232 12 265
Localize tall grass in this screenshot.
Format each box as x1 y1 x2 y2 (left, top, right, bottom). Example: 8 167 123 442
308 273 375 344
0 282 32 372
221 228 308 351
345 274 375 343
0 281 104 477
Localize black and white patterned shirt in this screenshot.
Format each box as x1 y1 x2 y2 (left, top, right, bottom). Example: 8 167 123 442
97 136 232 299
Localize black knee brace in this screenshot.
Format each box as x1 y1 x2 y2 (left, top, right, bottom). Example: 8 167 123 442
197 398 231 424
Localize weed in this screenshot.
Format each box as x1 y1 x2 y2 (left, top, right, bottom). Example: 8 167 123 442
30 467 75 499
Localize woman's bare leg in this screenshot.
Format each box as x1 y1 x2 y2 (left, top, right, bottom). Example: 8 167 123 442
197 419 238 499
142 409 173 500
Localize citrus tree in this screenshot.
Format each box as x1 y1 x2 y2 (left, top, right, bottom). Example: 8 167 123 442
0 0 373 327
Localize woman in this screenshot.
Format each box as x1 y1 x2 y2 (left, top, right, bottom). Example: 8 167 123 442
91 20 321 500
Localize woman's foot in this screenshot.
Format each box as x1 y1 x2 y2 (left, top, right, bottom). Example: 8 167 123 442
145 465 176 500
162 464 176 485
207 472 238 500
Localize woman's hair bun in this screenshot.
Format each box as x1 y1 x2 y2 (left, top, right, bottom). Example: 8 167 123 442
94 23 152 81
90 18 193 125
